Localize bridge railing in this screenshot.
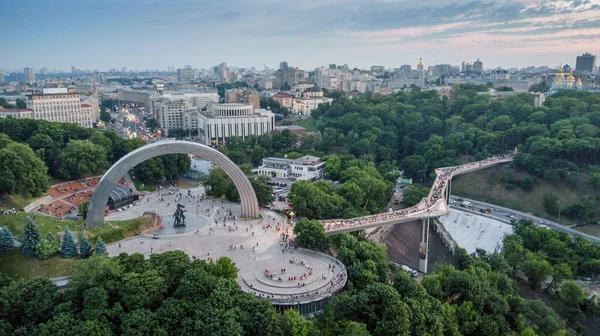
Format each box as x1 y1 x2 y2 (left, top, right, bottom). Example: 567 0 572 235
320 151 516 232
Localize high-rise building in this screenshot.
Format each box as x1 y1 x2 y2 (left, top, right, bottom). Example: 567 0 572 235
71 66 76 73
461 61 471 72
280 61 288 70
0 73 5 84
177 67 196 83
23 67 35 83
213 63 229 82
25 88 94 127
329 64 337 70
472 59 483 73
575 53 597 74
370 65 385 73
273 65 306 89
225 88 260 109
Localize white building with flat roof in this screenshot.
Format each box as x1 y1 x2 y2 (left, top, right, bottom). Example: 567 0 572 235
256 155 325 181
197 103 274 147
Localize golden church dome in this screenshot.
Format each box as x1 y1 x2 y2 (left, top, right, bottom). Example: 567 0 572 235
417 57 424 68
576 78 582 86
567 70 575 83
555 66 564 78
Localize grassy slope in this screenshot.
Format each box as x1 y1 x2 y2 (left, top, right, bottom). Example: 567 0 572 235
132 177 156 192
0 214 154 281
451 164 599 226
293 118 322 131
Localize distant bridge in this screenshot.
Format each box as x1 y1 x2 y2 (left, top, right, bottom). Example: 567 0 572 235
319 151 516 273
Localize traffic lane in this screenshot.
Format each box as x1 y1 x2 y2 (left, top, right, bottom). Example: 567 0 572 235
450 196 600 243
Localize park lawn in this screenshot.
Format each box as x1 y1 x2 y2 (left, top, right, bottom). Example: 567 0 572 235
451 165 599 225
132 178 156 192
293 117 322 131
0 249 81 281
0 212 83 238
1 212 154 245
0 215 154 281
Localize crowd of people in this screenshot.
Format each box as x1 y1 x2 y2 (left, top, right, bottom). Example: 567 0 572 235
322 151 517 232
1 208 18 215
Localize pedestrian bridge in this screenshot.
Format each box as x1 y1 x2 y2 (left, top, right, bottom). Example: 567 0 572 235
320 151 516 234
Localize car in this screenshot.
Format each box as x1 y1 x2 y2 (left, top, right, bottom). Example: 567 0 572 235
539 220 548 225
505 213 513 218
485 208 493 212
479 208 486 213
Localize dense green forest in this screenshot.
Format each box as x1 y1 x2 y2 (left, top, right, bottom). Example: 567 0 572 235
0 119 190 197
2 219 599 335
213 87 600 221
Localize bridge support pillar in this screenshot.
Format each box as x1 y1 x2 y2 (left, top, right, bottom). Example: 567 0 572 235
419 217 430 273
446 179 452 205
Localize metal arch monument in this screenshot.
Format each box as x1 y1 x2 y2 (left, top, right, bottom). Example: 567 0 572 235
86 140 260 228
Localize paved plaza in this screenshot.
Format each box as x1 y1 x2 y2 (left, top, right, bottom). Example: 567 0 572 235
105 187 347 302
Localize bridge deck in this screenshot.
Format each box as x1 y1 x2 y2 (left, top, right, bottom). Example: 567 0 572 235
320 152 516 234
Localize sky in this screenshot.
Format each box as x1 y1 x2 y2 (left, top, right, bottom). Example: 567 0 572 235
1 0 599 71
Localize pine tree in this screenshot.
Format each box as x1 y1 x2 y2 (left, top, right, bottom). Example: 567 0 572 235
46 232 56 242
60 227 78 258
95 236 107 256
0 227 15 253
21 216 41 257
79 236 91 258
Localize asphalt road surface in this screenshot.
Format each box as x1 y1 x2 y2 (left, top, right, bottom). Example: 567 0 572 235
449 196 600 243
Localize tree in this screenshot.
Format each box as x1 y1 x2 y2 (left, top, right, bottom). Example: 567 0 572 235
402 184 430 206
212 257 239 279
94 237 106 255
21 215 41 257
280 309 314 336
56 140 108 179
293 218 330 251
0 227 14 252
79 200 90 219
146 118 158 132
542 192 560 216
45 232 55 242
79 236 91 258
0 136 52 197
36 239 59 259
99 111 111 123
558 281 586 308
521 251 553 290
60 227 78 258
344 322 371 336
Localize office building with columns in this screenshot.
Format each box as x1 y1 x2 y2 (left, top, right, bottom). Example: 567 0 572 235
197 103 274 146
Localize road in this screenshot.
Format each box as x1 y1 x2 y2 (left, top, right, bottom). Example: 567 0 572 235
450 195 600 243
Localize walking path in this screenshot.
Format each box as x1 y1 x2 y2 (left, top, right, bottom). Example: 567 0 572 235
105 187 347 304
321 150 517 233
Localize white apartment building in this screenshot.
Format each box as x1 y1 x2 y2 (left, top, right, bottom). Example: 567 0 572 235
256 156 325 181
197 103 274 146
160 92 219 109
156 100 189 134
25 88 94 127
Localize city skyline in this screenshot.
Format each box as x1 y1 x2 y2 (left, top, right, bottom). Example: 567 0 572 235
2 0 599 70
